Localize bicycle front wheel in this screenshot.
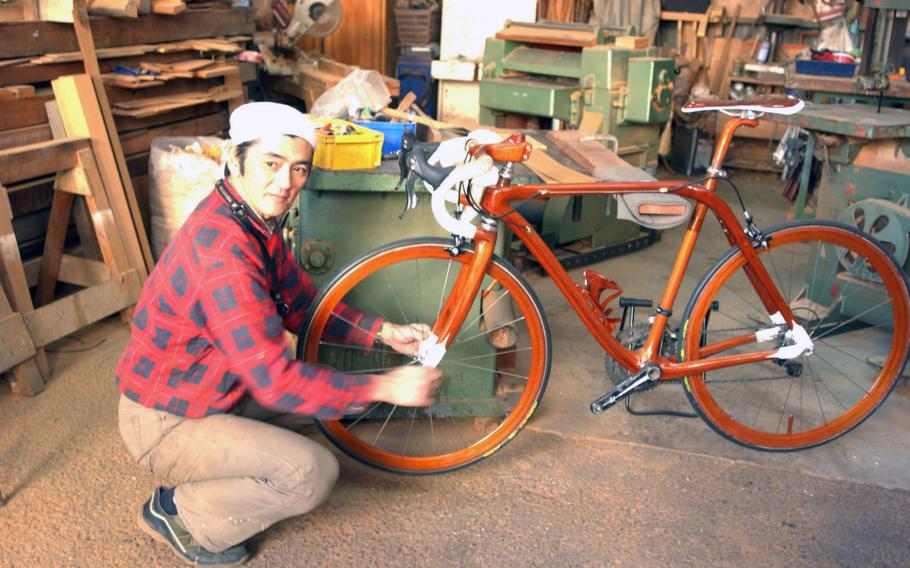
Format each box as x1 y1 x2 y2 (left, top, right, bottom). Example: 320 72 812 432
680 221 910 450
298 238 551 474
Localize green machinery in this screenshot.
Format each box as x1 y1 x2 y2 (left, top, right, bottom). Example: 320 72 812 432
479 21 672 266
785 103 910 327
287 163 508 418
479 21 674 170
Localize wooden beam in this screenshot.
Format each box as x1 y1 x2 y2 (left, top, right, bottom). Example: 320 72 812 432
24 254 112 288
0 183 50 380
119 110 227 155
0 123 53 152
52 73 151 280
0 8 254 59
22 269 141 348
35 188 75 306
62 148 132 275
89 0 139 18
0 93 53 131
0 138 89 184
0 313 38 377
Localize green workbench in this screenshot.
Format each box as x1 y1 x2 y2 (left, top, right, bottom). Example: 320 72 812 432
780 103 910 219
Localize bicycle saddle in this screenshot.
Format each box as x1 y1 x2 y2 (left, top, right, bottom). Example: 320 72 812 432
681 96 804 117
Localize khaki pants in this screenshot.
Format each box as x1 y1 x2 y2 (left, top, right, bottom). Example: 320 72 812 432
118 395 339 552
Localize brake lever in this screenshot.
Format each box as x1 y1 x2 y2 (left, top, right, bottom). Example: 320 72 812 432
394 129 417 191
399 171 419 219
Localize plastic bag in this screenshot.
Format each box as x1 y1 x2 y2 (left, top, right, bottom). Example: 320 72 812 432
310 69 392 119
817 19 853 53
149 136 225 260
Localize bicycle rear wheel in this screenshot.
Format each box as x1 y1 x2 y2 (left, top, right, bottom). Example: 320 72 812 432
298 238 551 474
680 221 910 450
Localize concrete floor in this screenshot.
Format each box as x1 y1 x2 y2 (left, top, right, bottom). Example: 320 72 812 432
2 171 909 567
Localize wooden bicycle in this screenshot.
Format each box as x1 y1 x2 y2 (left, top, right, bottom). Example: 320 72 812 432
298 97 910 475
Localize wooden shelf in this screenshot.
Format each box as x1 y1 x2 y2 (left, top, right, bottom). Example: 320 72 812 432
0 8 253 60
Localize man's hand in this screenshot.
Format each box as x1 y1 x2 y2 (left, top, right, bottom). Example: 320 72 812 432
373 365 442 407
380 322 432 357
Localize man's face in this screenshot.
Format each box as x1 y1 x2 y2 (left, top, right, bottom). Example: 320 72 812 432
229 134 314 220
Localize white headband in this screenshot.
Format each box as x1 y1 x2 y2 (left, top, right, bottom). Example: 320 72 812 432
228 102 317 148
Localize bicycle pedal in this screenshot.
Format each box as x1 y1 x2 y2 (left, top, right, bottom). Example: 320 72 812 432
591 365 660 414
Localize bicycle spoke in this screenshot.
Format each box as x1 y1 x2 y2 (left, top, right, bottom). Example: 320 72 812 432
372 403 399 446
808 349 871 395
775 374 797 434
446 359 529 380
319 341 408 357
456 286 512 342
812 299 893 342
448 347 532 364
438 259 453 318
456 316 526 344
807 364 828 425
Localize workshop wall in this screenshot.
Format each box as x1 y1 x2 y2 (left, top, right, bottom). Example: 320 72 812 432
298 0 395 76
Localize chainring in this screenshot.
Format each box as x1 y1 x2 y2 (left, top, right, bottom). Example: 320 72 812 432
605 322 679 388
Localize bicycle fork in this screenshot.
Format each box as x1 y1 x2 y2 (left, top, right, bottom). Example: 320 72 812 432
416 227 499 367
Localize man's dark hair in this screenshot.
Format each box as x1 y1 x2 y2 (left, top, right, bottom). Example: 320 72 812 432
224 135 306 178
224 140 256 178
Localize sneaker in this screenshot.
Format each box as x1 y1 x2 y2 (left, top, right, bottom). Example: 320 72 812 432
138 486 250 566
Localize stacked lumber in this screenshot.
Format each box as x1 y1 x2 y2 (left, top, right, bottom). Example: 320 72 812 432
0 7 253 394
152 0 186 15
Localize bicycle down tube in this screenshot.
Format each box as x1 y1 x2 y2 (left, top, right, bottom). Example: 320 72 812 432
430 117 800 381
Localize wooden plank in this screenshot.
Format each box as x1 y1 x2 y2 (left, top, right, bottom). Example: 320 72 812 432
151 0 185 15
37 0 73 22
23 269 140 347
0 182 49 379
30 44 151 64
0 50 197 87
194 64 236 79
495 24 599 47
0 137 89 184
0 313 38 376
119 110 227 155
113 101 222 133
62 147 132 275
169 59 214 72
0 123 52 151
46 99 101 259
0 85 37 99
0 8 254 59
24 254 112 287
35 187 74 306
709 6 741 96
222 66 243 113
546 130 654 181
0 93 52 131
89 0 139 18
70 3 152 274
52 73 150 280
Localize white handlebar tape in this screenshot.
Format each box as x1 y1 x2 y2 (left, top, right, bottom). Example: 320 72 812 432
431 155 495 239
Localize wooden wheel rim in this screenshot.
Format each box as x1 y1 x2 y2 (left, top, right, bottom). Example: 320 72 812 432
303 242 548 472
684 225 910 449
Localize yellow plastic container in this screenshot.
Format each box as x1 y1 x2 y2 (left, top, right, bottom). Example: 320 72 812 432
312 119 383 170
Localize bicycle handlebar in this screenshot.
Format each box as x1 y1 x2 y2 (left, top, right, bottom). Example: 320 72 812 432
396 129 530 240
429 154 494 239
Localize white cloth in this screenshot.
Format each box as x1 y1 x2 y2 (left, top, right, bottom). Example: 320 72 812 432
228 102 318 148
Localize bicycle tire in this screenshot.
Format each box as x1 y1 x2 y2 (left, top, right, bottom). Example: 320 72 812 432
298 238 552 474
679 220 910 450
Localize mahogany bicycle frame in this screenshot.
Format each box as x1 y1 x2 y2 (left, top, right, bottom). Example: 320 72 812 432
431 117 799 381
